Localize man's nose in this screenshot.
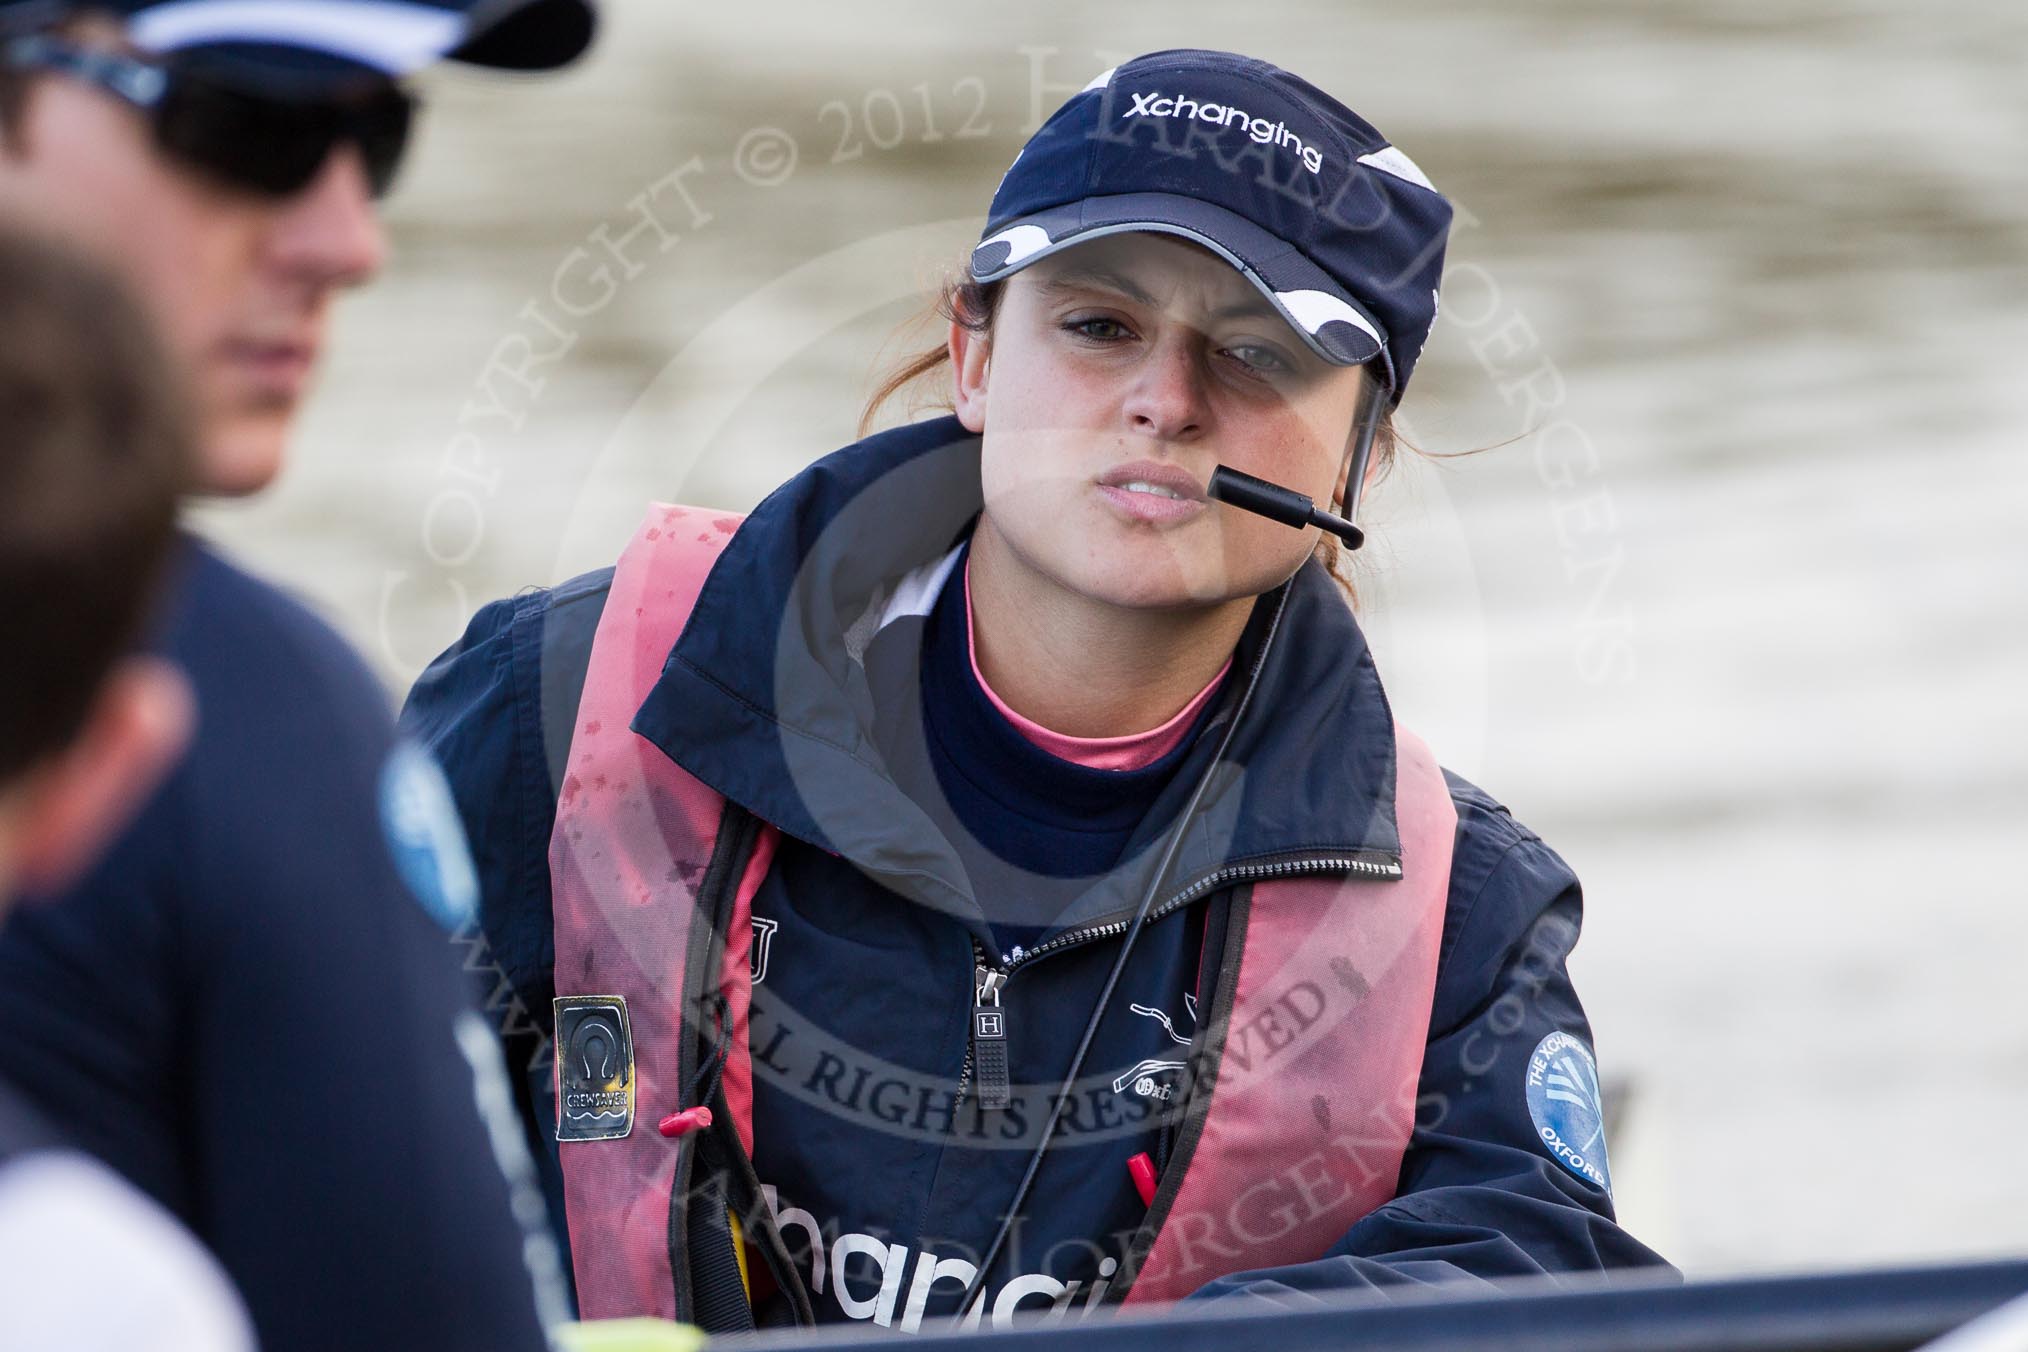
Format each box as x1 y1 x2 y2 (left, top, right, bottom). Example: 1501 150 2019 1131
262 144 387 291
1121 335 1211 442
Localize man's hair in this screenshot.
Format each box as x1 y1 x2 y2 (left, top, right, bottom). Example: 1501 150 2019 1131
0 222 191 779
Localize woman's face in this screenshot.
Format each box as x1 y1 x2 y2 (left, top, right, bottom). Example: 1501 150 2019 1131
953 233 1369 611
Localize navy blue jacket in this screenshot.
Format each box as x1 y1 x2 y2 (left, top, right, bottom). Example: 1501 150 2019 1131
0 540 560 1352
404 417 1671 1330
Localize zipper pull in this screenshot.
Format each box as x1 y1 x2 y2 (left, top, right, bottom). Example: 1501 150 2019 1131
973 964 1011 1111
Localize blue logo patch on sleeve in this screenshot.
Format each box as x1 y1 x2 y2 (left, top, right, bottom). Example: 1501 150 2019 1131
379 741 481 933
1525 1031 1612 1194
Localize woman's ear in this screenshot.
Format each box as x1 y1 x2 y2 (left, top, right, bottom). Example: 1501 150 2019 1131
1331 441 1388 512
950 318 990 433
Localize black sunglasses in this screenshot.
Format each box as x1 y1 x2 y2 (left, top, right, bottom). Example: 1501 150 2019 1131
2 34 415 200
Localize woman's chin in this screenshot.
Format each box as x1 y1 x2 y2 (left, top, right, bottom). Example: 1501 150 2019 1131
1060 552 1242 613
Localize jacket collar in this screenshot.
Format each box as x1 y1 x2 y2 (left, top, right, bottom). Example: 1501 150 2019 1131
631 415 1402 918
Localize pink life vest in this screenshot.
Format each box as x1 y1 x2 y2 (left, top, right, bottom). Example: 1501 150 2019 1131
550 504 1455 1321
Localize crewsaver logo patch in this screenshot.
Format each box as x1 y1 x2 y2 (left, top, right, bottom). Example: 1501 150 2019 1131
554 996 635 1142
1525 1031 1612 1194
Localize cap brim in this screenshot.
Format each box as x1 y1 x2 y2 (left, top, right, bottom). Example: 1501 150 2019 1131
449 0 593 71
126 0 591 84
969 192 1392 386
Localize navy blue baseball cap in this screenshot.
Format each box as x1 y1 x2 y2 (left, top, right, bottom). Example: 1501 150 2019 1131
0 0 593 85
971 49 1451 401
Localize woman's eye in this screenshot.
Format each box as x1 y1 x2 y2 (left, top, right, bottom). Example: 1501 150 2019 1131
1226 343 1293 375
1065 316 1131 342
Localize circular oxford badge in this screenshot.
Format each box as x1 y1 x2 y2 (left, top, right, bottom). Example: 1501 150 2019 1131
379 741 481 933
1525 1031 1612 1195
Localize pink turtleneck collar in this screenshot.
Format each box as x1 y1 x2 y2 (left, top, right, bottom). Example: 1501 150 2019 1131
962 555 1232 772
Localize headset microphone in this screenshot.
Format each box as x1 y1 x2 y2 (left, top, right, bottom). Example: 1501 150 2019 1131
1208 467 1363 550
1207 378 1386 552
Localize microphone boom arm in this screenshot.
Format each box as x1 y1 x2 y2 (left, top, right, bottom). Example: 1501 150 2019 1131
1207 379 1385 552
1208 466 1366 551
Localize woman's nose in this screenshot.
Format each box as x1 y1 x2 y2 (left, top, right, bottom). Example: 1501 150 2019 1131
1120 335 1210 442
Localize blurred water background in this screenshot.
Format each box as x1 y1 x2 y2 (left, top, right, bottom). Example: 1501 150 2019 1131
191 0 2028 1278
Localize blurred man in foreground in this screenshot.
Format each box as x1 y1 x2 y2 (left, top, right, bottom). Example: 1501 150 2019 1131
0 2 595 1347
0 225 248 1349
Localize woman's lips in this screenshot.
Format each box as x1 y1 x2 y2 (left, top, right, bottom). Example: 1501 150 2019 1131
1096 482 1211 524
1095 460 1210 525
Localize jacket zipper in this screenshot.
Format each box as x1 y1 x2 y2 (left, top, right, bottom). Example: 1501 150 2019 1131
969 963 1012 1109
955 850 1401 1105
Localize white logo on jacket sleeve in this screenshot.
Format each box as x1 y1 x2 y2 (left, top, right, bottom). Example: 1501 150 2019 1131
378 741 479 932
1525 1031 1612 1194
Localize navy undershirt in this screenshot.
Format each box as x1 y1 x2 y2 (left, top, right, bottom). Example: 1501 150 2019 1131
916 551 1224 960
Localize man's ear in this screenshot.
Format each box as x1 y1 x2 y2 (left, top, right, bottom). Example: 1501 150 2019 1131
10 657 194 895
950 318 990 434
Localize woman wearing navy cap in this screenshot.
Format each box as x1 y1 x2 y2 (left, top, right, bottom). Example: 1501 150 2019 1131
409 47 1672 1335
